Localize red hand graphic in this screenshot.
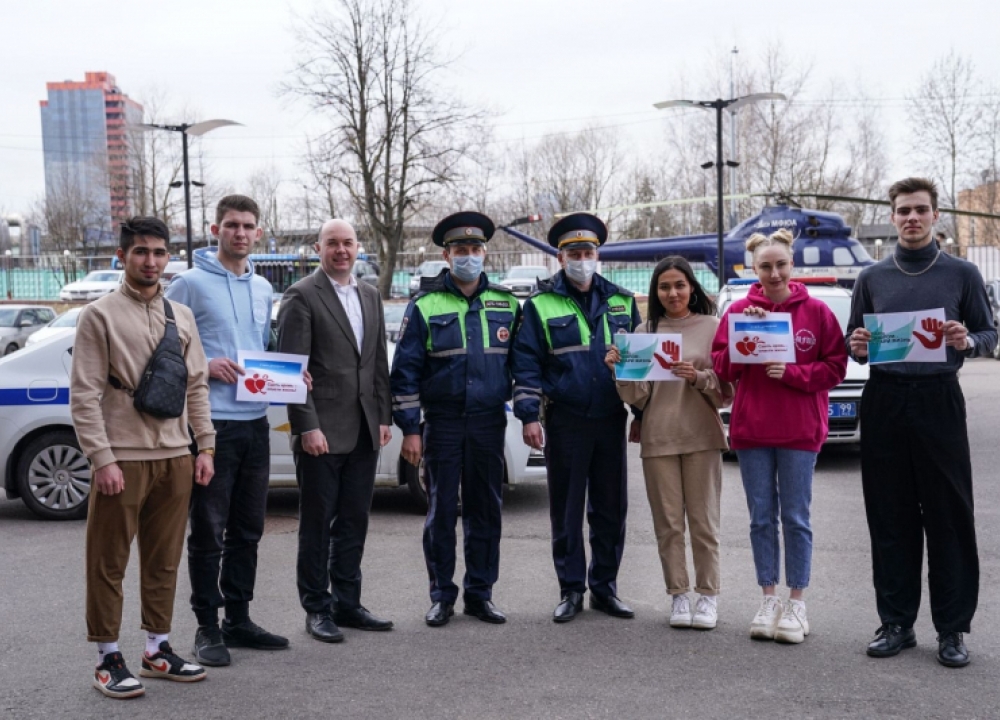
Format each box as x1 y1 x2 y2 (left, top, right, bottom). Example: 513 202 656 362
912 317 944 349
653 340 680 368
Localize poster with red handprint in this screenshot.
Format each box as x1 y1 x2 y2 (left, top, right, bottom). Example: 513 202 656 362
235 350 310 403
727 312 797 364
613 334 684 381
863 308 947 364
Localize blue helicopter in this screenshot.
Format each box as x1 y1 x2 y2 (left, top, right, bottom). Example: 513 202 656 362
500 193 1000 289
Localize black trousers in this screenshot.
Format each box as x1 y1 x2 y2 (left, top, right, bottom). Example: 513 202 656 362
422 410 505 604
295 423 378 614
187 417 270 627
860 373 979 633
544 405 628 598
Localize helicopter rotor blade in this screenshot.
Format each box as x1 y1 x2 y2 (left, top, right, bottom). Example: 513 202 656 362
553 194 754 219
788 193 1000 220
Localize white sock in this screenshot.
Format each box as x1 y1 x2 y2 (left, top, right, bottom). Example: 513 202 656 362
145 633 168 656
97 641 119 667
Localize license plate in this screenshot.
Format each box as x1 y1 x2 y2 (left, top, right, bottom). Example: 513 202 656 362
828 402 856 418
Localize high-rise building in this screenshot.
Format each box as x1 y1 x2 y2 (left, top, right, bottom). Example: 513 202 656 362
40 72 143 238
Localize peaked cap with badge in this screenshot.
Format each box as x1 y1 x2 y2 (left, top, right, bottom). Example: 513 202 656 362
547 212 608 251
431 211 496 248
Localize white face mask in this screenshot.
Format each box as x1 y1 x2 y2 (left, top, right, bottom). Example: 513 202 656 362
450 254 484 282
564 258 597 285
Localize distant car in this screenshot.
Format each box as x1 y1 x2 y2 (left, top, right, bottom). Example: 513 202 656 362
408 261 450 297
1 327 545 519
498 265 551 297
353 259 380 287
26 307 83 347
160 260 190 288
0 305 56 356
384 302 408 343
716 279 867 446
58 270 123 302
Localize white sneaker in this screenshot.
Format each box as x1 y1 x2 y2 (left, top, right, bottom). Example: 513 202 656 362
750 595 783 640
669 594 692 628
774 599 809 644
691 595 718 630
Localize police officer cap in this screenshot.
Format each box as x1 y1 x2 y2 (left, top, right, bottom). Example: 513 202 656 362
432 211 495 248
547 213 608 250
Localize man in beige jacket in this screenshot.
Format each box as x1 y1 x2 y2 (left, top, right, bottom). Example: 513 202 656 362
71 217 216 699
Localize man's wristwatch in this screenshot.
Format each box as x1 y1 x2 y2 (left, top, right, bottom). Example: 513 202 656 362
199 448 215 457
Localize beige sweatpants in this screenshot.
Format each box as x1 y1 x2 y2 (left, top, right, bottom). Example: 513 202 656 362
642 450 722 596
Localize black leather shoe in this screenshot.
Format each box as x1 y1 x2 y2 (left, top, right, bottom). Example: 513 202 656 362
222 617 290 650
425 602 454 627
553 592 584 624
463 599 507 624
305 612 344 643
937 631 970 668
590 593 635 619
866 623 916 657
333 606 394 632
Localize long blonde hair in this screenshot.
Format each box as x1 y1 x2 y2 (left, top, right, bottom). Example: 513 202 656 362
746 228 795 260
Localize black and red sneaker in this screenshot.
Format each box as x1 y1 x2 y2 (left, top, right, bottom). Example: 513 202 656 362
93 651 145 699
139 641 207 683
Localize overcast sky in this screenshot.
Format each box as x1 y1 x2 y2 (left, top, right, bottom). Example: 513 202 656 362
2 0 999 219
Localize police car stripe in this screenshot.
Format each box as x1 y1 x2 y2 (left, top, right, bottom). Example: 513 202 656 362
550 345 589 356
0 388 70 406
428 348 467 358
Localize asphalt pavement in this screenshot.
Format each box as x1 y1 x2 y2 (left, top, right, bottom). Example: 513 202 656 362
3 360 1000 719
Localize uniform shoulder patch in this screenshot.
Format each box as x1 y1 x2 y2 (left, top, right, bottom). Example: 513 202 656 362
485 300 511 308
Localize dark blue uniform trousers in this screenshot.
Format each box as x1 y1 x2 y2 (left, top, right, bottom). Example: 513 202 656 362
422 409 506 604
545 404 628 598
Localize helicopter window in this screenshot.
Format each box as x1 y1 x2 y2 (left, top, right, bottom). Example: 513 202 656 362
744 250 754 268
833 248 854 266
802 247 821 265
851 245 873 263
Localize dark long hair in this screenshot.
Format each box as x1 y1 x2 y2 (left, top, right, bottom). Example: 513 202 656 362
645 255 717 332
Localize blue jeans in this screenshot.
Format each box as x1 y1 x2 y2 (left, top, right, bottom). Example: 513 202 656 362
736 448 816 589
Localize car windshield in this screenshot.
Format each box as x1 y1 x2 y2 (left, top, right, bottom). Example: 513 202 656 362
82 271 119 282
505 267 548 280
417 261 449 276
384 303 408 324
51 309 83 328
0 309 18 326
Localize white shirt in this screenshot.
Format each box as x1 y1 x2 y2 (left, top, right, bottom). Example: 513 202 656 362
328 274 364 352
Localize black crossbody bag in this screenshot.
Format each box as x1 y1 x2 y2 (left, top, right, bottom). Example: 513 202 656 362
109 298 188 419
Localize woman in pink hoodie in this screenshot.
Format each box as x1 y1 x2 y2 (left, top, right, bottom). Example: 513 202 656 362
712 229 847 645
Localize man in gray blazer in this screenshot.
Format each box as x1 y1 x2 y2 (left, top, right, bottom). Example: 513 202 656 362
277 218 394 643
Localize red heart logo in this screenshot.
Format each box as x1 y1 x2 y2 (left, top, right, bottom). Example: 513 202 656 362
736 337 751 356
244 378 259 394
745 339 757 354
255 377 266 392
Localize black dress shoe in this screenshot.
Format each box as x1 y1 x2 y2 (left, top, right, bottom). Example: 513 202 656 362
937 631 970 668
866 623 916 657
590 593 635 619
222 617 290 650
305 612 344 643
463 599 507 624
425 602 454 627
553 592 584 624
333 606 394 632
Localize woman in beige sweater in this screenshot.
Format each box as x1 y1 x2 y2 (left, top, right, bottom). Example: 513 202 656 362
606 256 732 630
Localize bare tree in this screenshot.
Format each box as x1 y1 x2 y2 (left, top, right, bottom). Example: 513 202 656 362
907 51 984 241
247 166 285 242
284 0 489 297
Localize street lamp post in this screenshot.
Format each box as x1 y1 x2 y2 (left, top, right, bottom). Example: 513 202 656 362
654 93 786 289
139 120 242 268
874 238 883 261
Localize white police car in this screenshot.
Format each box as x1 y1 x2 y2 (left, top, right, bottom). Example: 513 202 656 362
716 278 867 445
0 331 545 520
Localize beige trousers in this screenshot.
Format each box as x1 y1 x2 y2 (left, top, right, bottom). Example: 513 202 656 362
85 456 194 642
642 450 722 596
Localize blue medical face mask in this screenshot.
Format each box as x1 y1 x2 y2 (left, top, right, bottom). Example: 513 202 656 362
450 253 484 282
564 258 597 285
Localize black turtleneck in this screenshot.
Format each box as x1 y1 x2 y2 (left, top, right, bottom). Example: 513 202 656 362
846 241 997 374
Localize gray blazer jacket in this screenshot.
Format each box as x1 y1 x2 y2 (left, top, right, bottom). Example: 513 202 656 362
276 269 391 454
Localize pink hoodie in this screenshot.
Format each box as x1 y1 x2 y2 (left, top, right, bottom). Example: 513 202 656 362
712 282 848 453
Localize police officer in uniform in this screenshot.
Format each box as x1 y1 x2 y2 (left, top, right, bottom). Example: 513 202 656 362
511 213 642 623
390 211 521 627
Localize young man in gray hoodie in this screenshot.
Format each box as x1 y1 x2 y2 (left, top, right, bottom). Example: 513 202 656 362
166 195 286 665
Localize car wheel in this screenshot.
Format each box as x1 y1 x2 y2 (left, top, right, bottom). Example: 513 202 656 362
4 342 18 356
400 456 428 514
16 430 91 520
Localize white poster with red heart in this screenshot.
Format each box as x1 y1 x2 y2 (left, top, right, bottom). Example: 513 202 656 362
235 350 309 404
613 334 684 381
727 312 797 364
